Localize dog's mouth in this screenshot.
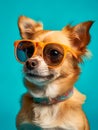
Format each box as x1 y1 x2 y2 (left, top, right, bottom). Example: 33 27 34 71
26 73 54 79
25 72 55 86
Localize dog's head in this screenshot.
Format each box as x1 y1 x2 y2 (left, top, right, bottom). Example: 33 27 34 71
15 16 93 98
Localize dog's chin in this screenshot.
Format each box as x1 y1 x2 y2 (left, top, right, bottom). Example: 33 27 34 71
25 73 55 86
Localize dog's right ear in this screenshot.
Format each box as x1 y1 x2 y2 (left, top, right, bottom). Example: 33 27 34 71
18 16 43 39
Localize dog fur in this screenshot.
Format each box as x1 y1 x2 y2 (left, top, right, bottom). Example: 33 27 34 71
15 16 93 130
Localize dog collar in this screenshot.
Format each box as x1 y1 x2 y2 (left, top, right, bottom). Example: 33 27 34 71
32 89 73 105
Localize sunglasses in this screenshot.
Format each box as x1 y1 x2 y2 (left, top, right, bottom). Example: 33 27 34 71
14 39 78 68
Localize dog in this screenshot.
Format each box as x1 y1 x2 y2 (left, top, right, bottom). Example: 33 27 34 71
14 16 93 130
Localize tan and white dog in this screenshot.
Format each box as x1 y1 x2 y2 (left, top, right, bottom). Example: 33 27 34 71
14 16 93 130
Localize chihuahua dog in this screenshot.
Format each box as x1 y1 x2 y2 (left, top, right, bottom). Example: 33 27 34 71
14 16 93 130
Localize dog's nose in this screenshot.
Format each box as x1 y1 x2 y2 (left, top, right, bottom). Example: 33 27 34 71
26 59 39 70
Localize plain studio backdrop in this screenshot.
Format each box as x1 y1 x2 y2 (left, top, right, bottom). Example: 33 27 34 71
0 0 98 130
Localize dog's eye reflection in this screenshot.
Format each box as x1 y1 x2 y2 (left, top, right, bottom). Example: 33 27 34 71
48 49 61 57
43 49 63 66
49 50 63 63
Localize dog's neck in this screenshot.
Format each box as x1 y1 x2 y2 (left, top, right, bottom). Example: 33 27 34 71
25 79 74 105
30 88 73 105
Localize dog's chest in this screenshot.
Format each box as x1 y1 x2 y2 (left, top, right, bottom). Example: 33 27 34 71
32 104 77 130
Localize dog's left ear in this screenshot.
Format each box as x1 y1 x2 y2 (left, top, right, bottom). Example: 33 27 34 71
63 21 94 53
18 16 43 39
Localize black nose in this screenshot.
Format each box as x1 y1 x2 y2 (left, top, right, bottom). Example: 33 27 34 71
26 59 39 70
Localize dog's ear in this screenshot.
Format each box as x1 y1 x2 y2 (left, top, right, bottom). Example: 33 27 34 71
18 16 43 39
63 21 94 53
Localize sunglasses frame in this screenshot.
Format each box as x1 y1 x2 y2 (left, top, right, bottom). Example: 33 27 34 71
14 39 78 68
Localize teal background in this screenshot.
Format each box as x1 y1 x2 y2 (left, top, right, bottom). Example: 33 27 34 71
0 0 98 130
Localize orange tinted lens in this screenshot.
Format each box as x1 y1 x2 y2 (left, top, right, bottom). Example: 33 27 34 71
16 41 35 62
43 43 64 67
